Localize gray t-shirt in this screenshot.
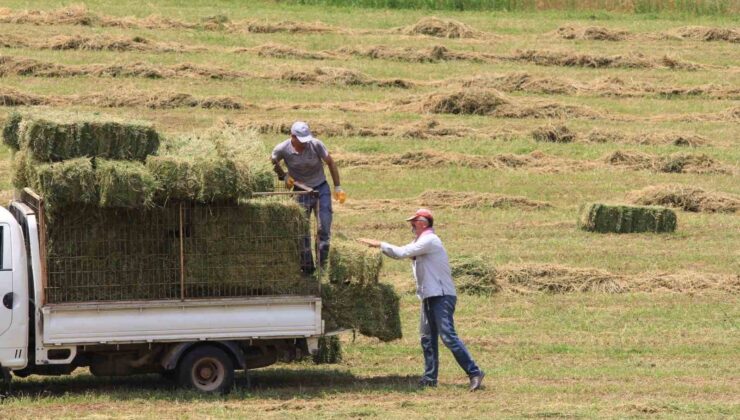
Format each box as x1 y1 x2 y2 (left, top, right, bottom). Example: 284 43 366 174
271 138 329 188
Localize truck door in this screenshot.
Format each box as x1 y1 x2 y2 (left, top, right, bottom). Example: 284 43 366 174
0 224 12 335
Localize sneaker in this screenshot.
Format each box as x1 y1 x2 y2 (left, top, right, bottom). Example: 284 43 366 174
469 371 485 391
418 379 437 388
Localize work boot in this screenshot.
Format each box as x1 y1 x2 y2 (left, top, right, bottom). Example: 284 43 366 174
469 371 485 391
417 378 437 388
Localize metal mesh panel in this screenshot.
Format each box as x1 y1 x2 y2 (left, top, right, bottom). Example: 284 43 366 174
42 192 318 303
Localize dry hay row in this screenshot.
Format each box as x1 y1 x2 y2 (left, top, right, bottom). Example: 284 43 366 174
626 184 739 213
340 190 551 214
0 6 492 39
455 72 740 100
0 33 202 53
531 124 711 147
552 25 739 43
242 119 480 140
333 149 736 176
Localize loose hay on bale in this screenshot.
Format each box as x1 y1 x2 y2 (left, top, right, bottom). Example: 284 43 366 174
532 125 575 143
96 159 157 208
321 282 402 342
626 184 740 213
450 256 500 296
16 111 160 162
578 203 677 234
328 238 383 285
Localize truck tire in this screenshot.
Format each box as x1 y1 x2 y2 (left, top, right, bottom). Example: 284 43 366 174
177 345 234 394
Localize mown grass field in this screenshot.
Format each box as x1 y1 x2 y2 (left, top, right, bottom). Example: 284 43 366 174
0 1 738 418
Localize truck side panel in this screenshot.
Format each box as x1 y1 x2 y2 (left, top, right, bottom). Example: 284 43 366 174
42 297 322 346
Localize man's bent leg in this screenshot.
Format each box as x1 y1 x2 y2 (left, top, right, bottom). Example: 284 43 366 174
429 296 481 377
420 299 439 384
316 182 333 267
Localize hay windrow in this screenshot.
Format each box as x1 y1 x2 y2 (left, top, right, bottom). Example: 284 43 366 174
500 264 625 294
450 256 500 296
420 89 510 115
0 87 50 106
604 150 732 174
578 203 677 234
395 17 485 39
586 129 708 146
280 67 413 89
243 43 333 60
241 20 336 34
509 49 701 70
41 34 197 53
553 25 630 41
338 45 475 63
668 26 740 43
626 184 740 213
531 125 576 143
418 190 550 210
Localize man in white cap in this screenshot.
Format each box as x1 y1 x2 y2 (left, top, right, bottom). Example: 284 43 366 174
271 121 344 273
358 209 485 391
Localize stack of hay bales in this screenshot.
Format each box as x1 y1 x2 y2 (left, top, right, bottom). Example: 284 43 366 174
578 203 677 233
323 238 402 342
3 111 318 303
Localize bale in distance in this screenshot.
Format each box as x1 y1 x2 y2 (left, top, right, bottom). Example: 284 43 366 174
578 203 677 233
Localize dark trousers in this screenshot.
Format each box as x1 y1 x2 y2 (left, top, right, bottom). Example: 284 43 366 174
420 295 481 382
297 181 332 273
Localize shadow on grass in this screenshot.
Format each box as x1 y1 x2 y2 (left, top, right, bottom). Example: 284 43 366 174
6 366 422 401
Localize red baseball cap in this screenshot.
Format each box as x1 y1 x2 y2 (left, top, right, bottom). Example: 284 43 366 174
406 208 433 225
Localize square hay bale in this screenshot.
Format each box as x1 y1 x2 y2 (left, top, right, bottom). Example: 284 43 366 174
2 111 22 150
146 155 199 201
16 111 159 162
321 282 402 342
30 157 98 210
450 255 501 296
96 159 157 208
578 203 677 233
328 238 383 285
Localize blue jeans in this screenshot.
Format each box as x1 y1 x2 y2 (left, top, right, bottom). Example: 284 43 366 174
297 181 332 272
420 295 481 382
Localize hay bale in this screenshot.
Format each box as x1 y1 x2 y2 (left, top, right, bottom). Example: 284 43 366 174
313 336 342 364
450 256 500 296
626 184 739 213
422 89 510 115
30 158 98 209
321 282 402 342
531 125 575 143
97 160 157 208
16 111 160 162
328 238 383 285
2 111 22 149
578 203 677 233
146 155 198 201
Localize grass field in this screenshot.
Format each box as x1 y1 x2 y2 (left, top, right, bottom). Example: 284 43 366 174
0 1 738 418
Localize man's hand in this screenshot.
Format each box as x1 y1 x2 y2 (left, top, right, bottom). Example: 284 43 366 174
357 238 381 248
284 176 295 190
333 186 346 204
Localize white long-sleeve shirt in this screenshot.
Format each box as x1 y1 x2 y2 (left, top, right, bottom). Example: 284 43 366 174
380 230 456 299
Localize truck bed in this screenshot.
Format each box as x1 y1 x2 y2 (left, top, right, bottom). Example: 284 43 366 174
41 296 322 346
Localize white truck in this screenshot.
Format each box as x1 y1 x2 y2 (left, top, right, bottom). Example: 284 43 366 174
0 190 327 394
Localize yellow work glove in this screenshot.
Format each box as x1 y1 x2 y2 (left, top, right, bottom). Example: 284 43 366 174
284 176 295 190
333 186 346 204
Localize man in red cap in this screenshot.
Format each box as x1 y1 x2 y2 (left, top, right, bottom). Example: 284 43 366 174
359 209 485 391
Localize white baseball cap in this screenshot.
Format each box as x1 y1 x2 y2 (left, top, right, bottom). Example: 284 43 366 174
291 121 317 143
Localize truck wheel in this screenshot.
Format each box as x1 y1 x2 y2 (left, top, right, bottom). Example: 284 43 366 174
177 345 234 394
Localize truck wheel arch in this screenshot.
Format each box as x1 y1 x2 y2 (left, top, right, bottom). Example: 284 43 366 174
161 341 246 371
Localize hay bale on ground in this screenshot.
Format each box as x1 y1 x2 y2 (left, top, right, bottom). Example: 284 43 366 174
532 125 575 143
14 111 159 162
328 238 383 285
97 159 157 208
578 203 677 233
321 282 402 342
626 184 740 213
2 111 22 149
398 17 483 39
422 89 510 115
450 256 500 296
